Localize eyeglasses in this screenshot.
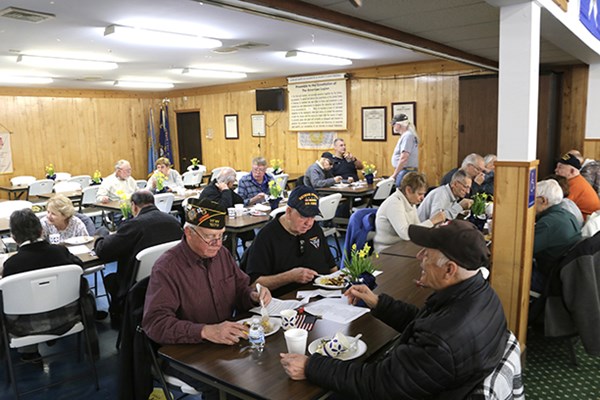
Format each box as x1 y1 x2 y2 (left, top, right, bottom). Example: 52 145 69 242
298 238 305 256
469 164 483 173
456 181 471 190
252 166 267 173
190 228 224 246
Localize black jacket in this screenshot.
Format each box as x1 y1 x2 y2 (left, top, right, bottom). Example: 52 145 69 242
306 273 507 400
94 205 183 302
199 180 244 209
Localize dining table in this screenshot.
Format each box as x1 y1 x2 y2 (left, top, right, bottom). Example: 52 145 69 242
315 181 376 200
0 184 29 200
378 240 422 258
159 253 431 400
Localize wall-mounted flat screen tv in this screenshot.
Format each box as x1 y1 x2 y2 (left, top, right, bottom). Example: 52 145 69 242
256 88 285 111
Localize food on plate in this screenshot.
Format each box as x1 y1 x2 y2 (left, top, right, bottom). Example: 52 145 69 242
243 319 273 334
317 273 347 287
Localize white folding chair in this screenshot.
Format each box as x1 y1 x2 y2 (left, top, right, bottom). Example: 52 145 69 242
210 167 227 182
273 173 289 192
270 205 287 218
54 172 72 182
133 240 180 284
54 181 82 193
154 193 174 213
0 265 99 398
136 179 147 190
0 200 33 219
182 170 203 188
316 193 343 260
354 178 395 210
27 179 54 206
235 171 249 183
10 176 36 186
68 175 91 189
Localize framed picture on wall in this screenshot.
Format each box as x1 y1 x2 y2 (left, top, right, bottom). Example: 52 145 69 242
224 114 239 139
391 102 416 135
251 114 266 137
361 106 387 141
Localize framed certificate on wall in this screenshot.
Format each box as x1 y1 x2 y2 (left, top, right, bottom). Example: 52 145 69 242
224 114 239 139
361 107 386 141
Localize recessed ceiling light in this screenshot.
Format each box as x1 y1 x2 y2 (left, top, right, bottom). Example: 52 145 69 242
104 25 222 49
114 80 174 89
285 50 352 66
17 54 118 70
181 68 247 79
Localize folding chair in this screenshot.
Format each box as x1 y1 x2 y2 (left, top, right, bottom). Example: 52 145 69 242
0 200 32 219
68 175 91 189
0 265 99 399
155 193 175 213
316 193 343 261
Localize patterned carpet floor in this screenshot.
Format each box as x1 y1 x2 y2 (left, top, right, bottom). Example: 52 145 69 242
524 329 600 399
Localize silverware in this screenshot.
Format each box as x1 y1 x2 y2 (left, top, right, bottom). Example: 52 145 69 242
255 283 269 322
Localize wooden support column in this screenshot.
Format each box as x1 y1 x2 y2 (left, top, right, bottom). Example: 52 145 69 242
490 160 538 351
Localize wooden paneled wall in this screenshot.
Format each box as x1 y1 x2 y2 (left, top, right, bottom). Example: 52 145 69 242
559 64 589 155
0 60 590 189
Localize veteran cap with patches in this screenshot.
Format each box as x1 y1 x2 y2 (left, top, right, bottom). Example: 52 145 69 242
185 198 226 229
287 186 322 217
557 153 581 170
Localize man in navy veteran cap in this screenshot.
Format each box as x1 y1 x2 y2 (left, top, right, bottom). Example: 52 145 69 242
281 220 509 399
143 198 271 356
244 186 338 296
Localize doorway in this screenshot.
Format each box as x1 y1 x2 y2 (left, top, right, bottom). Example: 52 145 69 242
176 111 202 171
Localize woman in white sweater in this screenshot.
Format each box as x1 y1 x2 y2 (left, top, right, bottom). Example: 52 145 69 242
373 172 445 253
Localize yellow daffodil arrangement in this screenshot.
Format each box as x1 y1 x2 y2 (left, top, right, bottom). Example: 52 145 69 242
190 158 200 170
470 193 492 218
92 170 102 185
343 243 378 282
45 163 56 179
116 190 132 219
270 158 284 174
268 178 283 199
362 163 377 176
155 171 166 192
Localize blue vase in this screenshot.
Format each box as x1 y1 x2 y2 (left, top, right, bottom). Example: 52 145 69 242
364 174 374 185
344 272 377 308
268 197 282 210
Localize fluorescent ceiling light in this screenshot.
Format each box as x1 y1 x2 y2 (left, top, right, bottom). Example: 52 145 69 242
285 50 352 66
17 54 118 70
181 68 247 79
0 76 53 84
104 25 222 49
114 80 174 89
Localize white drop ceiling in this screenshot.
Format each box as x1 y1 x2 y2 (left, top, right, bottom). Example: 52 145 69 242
0 0 594 91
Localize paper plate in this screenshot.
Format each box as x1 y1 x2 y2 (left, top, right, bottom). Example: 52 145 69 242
63 236 94 245
308 337 367 361
238 317 281 337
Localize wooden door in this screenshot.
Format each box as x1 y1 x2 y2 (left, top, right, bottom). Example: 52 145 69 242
175 111 202 171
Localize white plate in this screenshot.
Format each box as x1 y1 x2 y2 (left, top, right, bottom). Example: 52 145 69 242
63 236 94 245
333 183 349 188
314 271 347 289
308 337 367 361
250 210 267 217
238 317 281 337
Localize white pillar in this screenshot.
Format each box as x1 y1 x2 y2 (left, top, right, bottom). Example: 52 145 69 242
585 63 600 139
497 2 541 161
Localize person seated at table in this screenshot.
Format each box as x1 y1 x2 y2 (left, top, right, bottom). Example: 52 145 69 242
482 154 496 196
304 152 342 188
40 194 88 242
331 138 363 182
373 172 445 253
554 152 600 219
238 156 274 206
2 209 94 362
96 159 138 203
569 149 600 195
545 174 584 227
280 220 508 399
440 153 490 196
145 157 184 193
418 169 473 221
142 198 270 398
94 190 183 325
531 179 581 292
243 186 337 296
199 167 254 252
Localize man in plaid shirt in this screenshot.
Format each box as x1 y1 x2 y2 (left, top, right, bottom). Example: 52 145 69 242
237 156 274 206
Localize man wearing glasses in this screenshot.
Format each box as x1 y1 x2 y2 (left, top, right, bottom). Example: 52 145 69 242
244 186 338 296
418 169 474 221
238 156 274 206
440 153 490 196
96 159 138 203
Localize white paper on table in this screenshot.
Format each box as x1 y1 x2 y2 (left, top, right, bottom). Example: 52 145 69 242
67 245 92 255
303 297 370 324
296 289 342 299
249 298 304 317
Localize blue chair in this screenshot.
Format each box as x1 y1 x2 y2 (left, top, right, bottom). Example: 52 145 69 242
341 208 377 268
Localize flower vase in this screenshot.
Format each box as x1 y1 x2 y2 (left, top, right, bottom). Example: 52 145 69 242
268 197 282 210
156 187 167 194
46 174 56 181
192 166 199 171
364 173 374 185
468 214 487 231
344 272 377 308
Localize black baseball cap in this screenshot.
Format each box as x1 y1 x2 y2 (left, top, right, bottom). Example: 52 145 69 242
321 152 335 163
557 153 581 170
391 113 408 124
408 220 489 270
287 186 322 217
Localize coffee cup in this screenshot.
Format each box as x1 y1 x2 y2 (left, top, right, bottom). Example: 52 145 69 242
280 309 297 330
227 207 236 218
234 204 244 217
322 332 352 358
284 328 308 354
49 233 60 244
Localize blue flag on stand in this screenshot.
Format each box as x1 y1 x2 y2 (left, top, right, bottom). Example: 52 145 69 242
147 108 158 175
581 0 600 40
159 100 173 163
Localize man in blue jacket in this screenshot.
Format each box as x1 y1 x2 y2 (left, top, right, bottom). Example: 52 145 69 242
281 220 508 399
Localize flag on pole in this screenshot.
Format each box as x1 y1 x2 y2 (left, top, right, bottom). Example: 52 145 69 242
159 99 173 163
147 108 158 174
